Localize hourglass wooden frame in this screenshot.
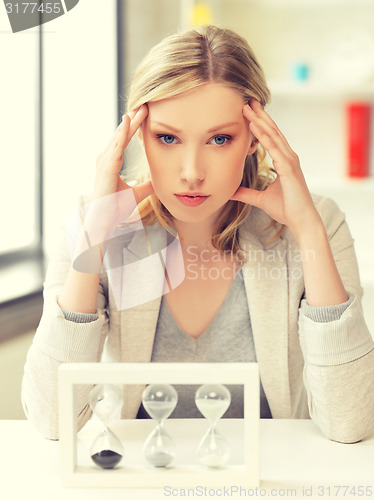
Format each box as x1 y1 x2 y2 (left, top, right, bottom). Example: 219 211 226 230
58 362 259 488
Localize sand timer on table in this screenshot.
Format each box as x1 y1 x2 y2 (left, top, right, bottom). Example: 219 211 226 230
88 384 124 469
142 384 178 467
195 384 231 468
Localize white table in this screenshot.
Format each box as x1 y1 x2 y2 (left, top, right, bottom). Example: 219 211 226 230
2 419 374 499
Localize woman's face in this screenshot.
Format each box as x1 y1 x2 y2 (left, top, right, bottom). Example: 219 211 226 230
140 83 257 224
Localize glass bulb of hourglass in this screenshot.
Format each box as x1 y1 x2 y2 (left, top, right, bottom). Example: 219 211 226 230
195 384 231 468
89 383 123 422
142 384 178 467
88 384 124 469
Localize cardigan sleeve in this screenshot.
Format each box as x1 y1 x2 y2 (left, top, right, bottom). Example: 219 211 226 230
298 195 374 444
61 308 99 323
301 294 353 323
21 219 109 440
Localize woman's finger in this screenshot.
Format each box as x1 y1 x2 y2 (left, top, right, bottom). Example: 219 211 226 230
247 100 294 151
112 105 148 158
111 105 148 155
230 185 264 209
249 124 290 173
101 114 130 156
128 108 138 121
102 104 145 155
249 98 275 127
128 104 148 141
244 105 295 163
113 114 132 153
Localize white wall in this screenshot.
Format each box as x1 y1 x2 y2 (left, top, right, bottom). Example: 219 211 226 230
43 0 117 259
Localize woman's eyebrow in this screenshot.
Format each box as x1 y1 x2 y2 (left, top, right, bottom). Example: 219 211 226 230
207 121 240 133
151 121 240 134
151 121 182 133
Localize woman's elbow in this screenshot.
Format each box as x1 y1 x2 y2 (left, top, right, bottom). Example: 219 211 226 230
324 417 374 444
23 407 60 441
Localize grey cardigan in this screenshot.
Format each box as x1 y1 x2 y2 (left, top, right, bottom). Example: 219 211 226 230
21 193 374 442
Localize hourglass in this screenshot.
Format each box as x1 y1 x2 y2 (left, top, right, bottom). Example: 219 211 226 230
142 384 178 467
195 384 231 468
88 384 124 469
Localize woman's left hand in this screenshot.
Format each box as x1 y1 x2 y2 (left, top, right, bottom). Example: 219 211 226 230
231 99 321 238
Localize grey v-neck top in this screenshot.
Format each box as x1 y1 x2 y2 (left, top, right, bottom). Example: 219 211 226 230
136 267 272 419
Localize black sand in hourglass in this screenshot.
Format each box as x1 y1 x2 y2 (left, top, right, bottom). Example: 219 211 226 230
88 384 124 470
91 450 123 469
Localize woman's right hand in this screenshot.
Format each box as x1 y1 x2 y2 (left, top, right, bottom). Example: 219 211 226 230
86 105 153 238
94 104 153 203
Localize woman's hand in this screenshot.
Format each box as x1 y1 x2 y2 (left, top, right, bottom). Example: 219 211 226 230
231 99 321 239
87 105 154 238
94 104 153 203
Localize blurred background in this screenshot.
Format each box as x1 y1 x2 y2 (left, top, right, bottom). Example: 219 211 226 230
1 0 374 419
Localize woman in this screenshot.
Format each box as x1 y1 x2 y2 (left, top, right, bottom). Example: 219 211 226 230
22 25 374 442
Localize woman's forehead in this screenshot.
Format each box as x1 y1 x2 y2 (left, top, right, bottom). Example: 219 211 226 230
148 83 245 129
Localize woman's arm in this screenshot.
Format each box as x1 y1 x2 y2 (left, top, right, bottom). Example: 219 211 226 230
293 214 348 307
231 101 374 442
232 99 348 307
297 196 374 443
21 221 109 439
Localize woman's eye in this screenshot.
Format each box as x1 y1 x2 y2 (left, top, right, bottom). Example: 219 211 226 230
157 134 176 145
211 135 231 146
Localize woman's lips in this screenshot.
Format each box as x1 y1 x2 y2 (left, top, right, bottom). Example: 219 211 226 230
174 194 210 207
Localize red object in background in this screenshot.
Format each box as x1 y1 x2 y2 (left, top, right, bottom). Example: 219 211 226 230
346 103 371 178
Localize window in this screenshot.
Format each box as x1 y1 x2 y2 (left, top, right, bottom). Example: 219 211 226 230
0 18 43 305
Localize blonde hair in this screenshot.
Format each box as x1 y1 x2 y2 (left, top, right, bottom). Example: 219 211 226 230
126 25 281 258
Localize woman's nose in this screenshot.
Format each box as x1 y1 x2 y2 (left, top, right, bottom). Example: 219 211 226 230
180 150 205 183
